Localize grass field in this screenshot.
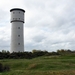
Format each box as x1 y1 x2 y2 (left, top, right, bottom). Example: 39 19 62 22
0 55 75 75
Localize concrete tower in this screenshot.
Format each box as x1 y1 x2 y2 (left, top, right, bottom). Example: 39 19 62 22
10 8 25 52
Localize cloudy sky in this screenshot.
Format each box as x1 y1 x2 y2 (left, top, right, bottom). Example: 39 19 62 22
0 0 75 52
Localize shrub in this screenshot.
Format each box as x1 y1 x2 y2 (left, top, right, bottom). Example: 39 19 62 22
0 63 3 72
0 63 10 72
4 64 10 71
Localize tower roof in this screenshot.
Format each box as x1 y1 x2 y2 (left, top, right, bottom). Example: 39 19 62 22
10 8 25 12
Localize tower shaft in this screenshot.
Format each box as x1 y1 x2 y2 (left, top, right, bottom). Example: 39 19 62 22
10 8 25 52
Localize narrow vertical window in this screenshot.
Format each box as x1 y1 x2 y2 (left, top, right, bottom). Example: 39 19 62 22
13 12 15 14
18 43 20 45
18 27 20 29
18 35 20 37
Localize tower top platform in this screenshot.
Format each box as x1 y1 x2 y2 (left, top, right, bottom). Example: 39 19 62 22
10 8 25 12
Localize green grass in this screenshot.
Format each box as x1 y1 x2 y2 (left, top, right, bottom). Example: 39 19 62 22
0 55 75 75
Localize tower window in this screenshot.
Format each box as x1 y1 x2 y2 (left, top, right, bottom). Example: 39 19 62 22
13 12 15 14
18 43 20 45
18 27 20 29
18 35 20 37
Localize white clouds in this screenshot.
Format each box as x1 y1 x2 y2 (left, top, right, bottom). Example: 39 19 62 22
0 0 75 51
0 25 10 50
23 0 75 51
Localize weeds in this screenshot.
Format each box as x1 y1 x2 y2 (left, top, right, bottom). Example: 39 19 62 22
0 63 10 72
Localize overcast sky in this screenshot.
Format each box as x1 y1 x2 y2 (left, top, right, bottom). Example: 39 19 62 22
0 0 75 52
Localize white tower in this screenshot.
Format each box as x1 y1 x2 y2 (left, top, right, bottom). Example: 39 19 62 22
10 8 25 52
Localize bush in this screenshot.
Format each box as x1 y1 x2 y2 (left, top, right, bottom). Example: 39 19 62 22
0 63 3 72
4 64 10 71
0 63 10 72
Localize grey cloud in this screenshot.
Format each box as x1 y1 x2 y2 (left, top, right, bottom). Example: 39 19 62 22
0 38 10 50
0 10 8 23
32 35 45 42
0 0 75 52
